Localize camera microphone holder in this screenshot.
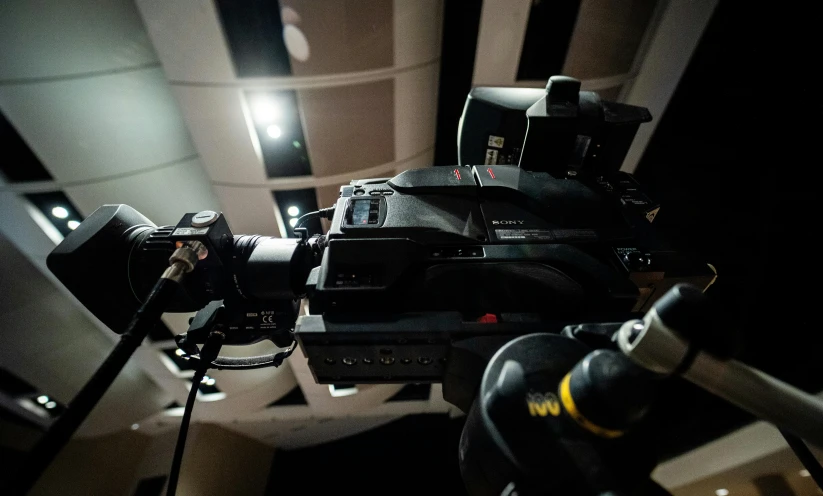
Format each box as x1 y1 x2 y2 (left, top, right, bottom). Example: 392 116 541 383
175 299 299 372
616 285 823 447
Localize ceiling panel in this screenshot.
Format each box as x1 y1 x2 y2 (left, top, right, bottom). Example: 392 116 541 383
393 0 443 68
0 0 157 80
0 68 197 183
136 0 235 82
472 0 532 86
299 80 394 177
63 157 219 226
562 0 659 80
212 184 281 236
394 64 439 161
279 0 394 76
171 86 267 184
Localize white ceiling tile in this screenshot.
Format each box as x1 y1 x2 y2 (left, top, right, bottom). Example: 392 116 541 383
394 64 439 162
0 0 158 80
472 0 532 86
393 0 444 68
212 184 280 237
171 86 267 184
0 68 197 183
136 0 236 82
63 157 220 226
299 80 395 177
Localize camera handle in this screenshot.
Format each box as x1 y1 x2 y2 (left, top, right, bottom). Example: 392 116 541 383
12 242 206 496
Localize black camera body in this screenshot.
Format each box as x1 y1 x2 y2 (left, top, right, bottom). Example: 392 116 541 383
46 76 714 401
295 164 714 389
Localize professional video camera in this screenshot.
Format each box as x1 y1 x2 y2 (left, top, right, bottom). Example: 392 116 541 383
17 77 822 496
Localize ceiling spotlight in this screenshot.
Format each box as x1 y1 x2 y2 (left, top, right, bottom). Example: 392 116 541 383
131 423 139 430
36 395 49 405
51 206 69 219
67 220 80 230
289 217 298 227
201 375 211 384
283 24 310 62
329 384 358 398
253 99 281 123
206 378 216 386
800 469 811 477
266 124 282 139
287 206 300 216
45 401 57 409
715 489 729 496
174 349 185 357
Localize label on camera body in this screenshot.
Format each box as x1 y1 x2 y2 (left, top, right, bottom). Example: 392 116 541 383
172 227 209 236
495 229 598 242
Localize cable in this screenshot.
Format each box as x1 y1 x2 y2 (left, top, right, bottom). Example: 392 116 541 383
780 429 823 489
294 207 335 232
209 342 297 370
166 331 224 496
12 245 198 496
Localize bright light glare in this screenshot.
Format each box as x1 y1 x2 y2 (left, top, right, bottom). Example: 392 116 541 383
800 469 810 477
201 375 211 384
266 125 282 139
174 349 185 357
67 220 80 230
51 206 69 219
206 378 216 386
715 489 729 496
329 385 358 397
253 99 281 123
36 395 49 404
45 401 57 409
131 423 139 430
287 206 300 216
289 217 298 227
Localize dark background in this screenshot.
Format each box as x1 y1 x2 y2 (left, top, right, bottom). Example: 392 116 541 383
269 0 821 493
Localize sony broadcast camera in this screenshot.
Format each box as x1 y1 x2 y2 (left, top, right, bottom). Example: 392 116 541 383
44 76 720 495
48 76 713 392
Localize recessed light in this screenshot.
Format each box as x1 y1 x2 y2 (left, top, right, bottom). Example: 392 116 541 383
206 378 216 386
287 206 300 216
131 423 139 430
266 124 282 139
283 24 310 62
201 375 211 384
800 469 811 477
51 206 69 219
45 401 57 409
36 395 49 405
715 489 729 496
329 384 358 398
175 349 185 357
253 99 281 123
67 220 80 230
289 218 298 227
